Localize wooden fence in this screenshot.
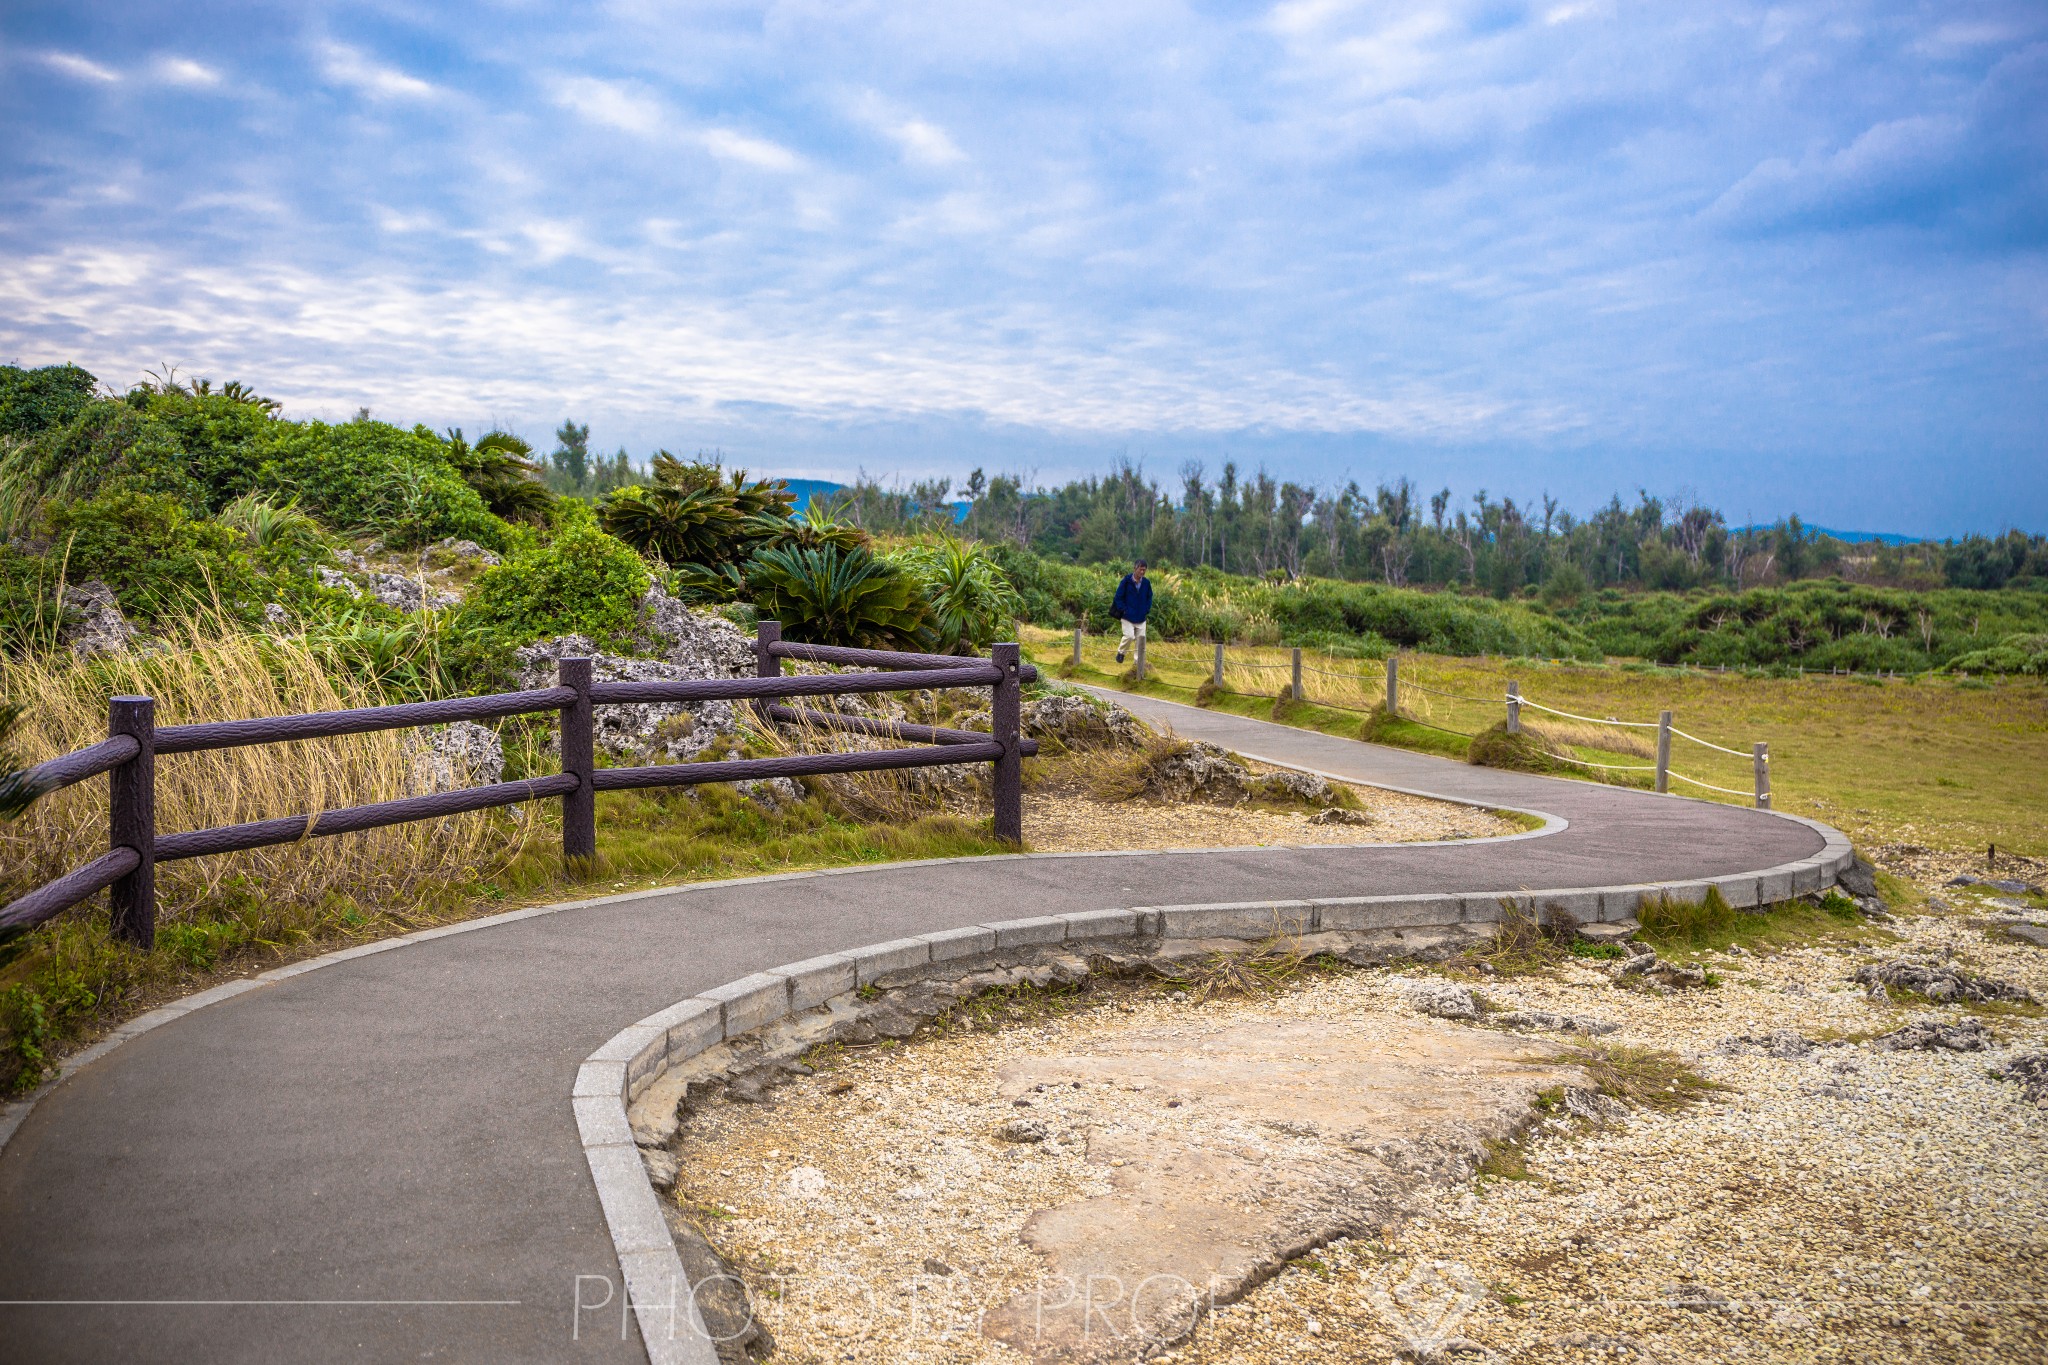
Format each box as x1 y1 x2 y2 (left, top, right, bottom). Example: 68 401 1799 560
1 622 1036 947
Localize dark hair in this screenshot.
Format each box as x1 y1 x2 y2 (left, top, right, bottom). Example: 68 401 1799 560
1133 559 1148 568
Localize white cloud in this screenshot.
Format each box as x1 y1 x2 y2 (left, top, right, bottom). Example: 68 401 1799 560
551 75 668 136
319 42 436 101
44 52 120 83
700 128 803 172
892 117 965 167
154 56 222 88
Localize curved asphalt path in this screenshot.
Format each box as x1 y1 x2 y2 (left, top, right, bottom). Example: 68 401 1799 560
0 694 1825 1363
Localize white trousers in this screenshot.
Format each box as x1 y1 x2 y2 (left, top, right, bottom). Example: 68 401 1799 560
1119 619 1147 643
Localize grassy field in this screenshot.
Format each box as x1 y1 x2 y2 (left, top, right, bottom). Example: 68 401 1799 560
1022 625 2048 857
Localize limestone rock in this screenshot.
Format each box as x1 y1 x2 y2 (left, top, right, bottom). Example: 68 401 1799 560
640 1148 680 1191
428 537 500 567
315 567 363 598
1252 768 1338 806
996 1118 1049 1143
402 721 505 793
1148 740 1252 804
1402 978 1479 1021
366 572 460 613
58 581 137 659
1494 1009 1620 1036
1946 874 2041 896
1307 806 1374 827
1716 1030 1815 1059
515 628 750 765
1016 694 1152 752
1991 1053 2048 1106
1869 1017 1993 1052
1853 957 2034 1004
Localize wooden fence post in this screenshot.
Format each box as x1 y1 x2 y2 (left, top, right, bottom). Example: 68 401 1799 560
558 657 596 870
1134 632 1146 683
755 620 783 725
1072 624 1083 669
107 696 155 948
1655 710 1672 794
1291 648 1303 702
992 642 1023 846
1754 742 1771 810
1213 642 1224 689
1385 655 1398 713
1505 680 1521 734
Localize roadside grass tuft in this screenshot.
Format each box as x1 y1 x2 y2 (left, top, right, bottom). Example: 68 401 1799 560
1638 890 1894 962
1562 1042 1723 1113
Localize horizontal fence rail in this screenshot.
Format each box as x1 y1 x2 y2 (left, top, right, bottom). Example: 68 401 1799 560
2 622 1029 947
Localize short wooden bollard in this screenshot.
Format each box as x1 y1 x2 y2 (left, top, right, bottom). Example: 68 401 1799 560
1506 680 1522 734
1072 625 1083 668
1212 643 1224 689
1754 742 1771 810
1385 655 1398 713
1291 648 1303 702
1655 710 1672 794
1134 633 1146 683
992 643 1023 844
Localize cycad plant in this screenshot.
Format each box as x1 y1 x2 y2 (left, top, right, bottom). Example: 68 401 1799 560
744 543 933 649
600 454 796 569
444 429 556 524
892 536 1021 652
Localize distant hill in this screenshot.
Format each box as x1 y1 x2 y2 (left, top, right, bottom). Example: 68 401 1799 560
776 477 968 524
1734 524 1923 546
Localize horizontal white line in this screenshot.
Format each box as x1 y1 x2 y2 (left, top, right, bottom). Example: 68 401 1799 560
0 1299 522 1307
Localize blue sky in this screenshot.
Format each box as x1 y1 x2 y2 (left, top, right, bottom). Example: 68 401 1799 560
1 2 2043 536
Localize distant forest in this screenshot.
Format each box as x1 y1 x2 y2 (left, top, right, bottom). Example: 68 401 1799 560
821 462 2047 598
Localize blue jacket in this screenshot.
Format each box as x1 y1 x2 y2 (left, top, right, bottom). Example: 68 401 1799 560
1111 574 1153 624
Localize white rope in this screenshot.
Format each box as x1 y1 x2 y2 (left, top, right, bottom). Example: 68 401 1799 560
1565 757 1658 771
1669 727 1753 758
1513 696 1661 728
1667 769 1755 797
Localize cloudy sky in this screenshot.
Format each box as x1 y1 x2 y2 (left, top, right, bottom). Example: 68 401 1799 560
2 1 2042 535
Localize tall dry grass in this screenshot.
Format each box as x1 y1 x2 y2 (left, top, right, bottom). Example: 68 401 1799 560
1 616 517 929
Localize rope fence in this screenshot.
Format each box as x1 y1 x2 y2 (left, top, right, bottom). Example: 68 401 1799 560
1058 628 1776 809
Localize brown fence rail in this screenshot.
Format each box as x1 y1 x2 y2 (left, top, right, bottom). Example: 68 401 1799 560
1 622 1037 946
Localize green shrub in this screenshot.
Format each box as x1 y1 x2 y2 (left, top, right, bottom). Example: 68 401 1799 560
891 537 1022 651
1944 633 2048 676
1465 721 1584 775
461 510 651 649
745 542 933 649
250 421 506 549
44 491 262 622
0 363 99 439
0 400 207 537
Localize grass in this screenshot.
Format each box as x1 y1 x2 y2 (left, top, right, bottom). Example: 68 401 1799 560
1636 889 1895 961
1024 625 2048 856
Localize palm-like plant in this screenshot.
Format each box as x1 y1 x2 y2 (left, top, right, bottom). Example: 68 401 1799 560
668 561 747 604
744 543 933 649
444 429 555 524
600 483 748 566
219 491 330 566
604 454 800 569
893 536 1022 652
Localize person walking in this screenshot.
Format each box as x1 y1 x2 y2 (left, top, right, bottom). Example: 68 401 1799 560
1111 559 1152 664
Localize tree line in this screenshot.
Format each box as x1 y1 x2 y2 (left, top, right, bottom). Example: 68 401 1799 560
826 461 2045 598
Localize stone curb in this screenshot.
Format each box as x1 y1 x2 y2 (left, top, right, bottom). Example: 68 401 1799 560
577 829 1852 1364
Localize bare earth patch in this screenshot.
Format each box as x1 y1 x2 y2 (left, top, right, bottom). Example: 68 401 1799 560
671 892 2047 1364
1025 764 1516 853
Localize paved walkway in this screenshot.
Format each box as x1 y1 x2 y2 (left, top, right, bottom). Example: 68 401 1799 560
0 696 1826 1363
